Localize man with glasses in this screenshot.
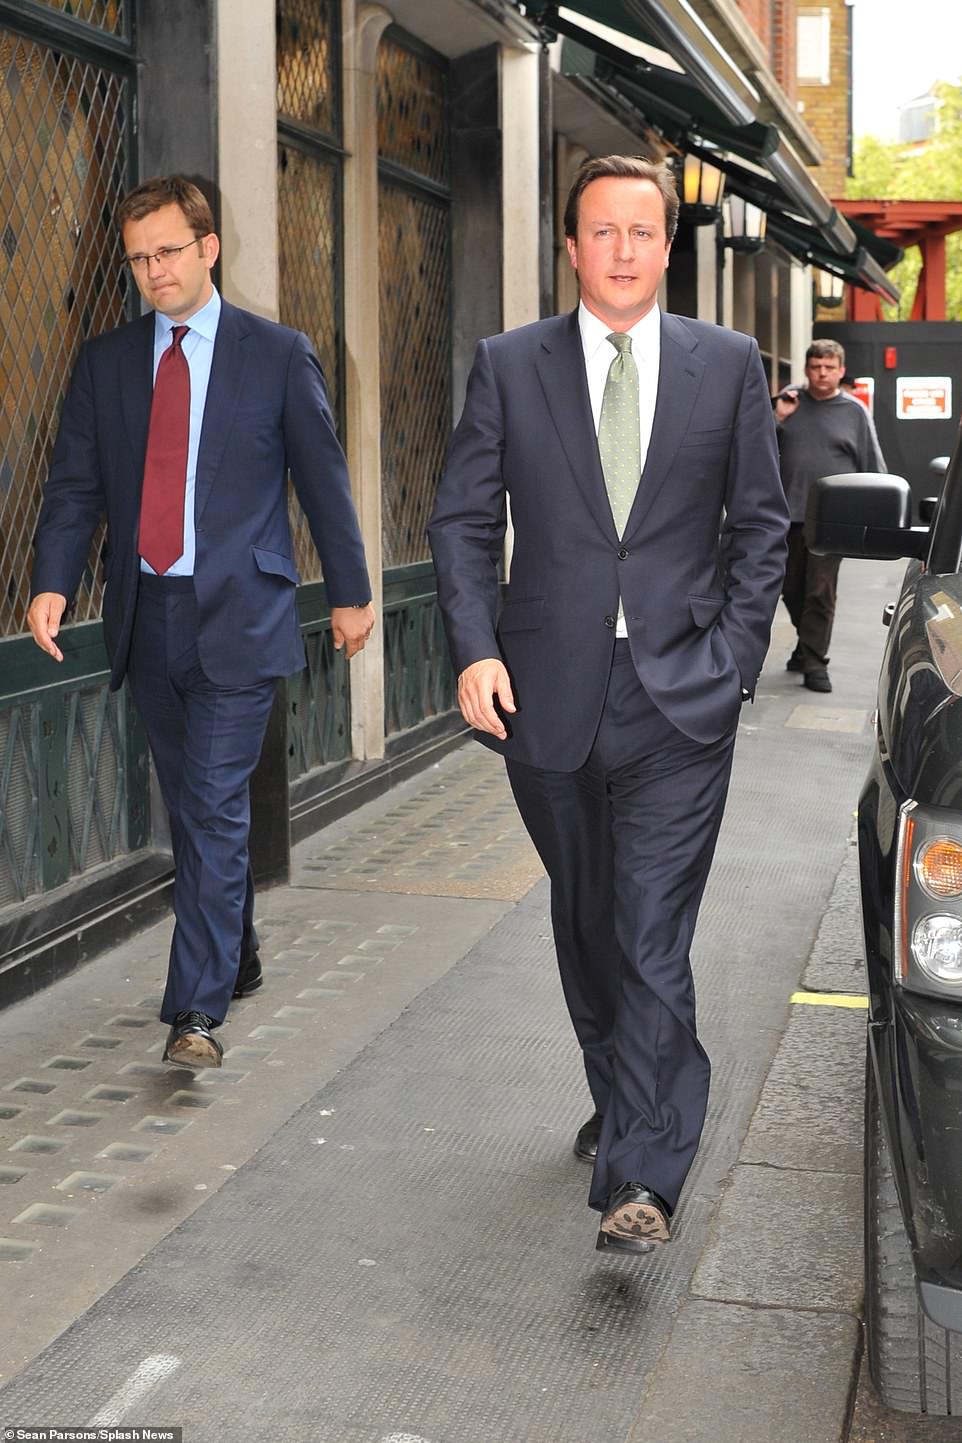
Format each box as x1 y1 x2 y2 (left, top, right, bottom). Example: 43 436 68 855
28 175 374 1069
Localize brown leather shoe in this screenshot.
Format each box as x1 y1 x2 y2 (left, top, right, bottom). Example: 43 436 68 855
163 1011 223 1069
573 1112 602 1163
596 1182 671 1255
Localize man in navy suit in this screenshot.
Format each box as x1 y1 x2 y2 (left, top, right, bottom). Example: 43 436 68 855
428 156 788 1256
28 175 374 1069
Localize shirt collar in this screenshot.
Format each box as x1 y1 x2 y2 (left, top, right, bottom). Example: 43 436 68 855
154 286 221 344
578 299 660 361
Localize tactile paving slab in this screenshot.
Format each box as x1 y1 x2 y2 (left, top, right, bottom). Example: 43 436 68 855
292 744 544 900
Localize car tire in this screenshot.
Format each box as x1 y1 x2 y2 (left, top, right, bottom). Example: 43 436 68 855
864 1039 962 1414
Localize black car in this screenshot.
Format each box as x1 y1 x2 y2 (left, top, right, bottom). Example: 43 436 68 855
808 439 962 1416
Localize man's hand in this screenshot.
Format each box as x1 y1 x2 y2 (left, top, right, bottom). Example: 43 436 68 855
773 388 800 422
27 592 68 663
331 603 376 659
458 658 516 739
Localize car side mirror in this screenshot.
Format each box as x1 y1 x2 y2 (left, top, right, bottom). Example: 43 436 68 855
804 472 929 560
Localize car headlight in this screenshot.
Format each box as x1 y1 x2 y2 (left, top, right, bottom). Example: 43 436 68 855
911 915 962 985
896 802 962 996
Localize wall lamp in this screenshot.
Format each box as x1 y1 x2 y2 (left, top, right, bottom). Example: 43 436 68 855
813 267 846 306
677 152 725 226
721 195 767 253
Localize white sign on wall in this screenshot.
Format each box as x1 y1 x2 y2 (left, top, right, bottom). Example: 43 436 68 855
896 376 952 420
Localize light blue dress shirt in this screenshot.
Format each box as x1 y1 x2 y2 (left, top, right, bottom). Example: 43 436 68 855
140 287 222 576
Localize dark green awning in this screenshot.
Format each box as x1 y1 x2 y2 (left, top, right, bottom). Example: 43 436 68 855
534 2 900 299
527 0 658 49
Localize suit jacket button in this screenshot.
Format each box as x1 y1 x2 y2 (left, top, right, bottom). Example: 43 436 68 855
604 615 615 628
618 548 629 559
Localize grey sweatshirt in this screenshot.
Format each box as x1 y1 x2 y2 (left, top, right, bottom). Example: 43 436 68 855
776 389 887 523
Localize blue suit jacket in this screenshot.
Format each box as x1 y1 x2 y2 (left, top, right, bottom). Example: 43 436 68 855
32 300 370 689
428 309 789 766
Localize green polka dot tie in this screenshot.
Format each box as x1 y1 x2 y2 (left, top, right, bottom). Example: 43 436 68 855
598 332 641 540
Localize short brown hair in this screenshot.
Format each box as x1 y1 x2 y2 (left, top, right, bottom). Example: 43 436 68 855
564 155 679 243
117 175 215 237
806 338 845 366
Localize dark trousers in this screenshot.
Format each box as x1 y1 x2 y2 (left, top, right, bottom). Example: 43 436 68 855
505 642 736 1213
782 522 841 669
126 575 276 1027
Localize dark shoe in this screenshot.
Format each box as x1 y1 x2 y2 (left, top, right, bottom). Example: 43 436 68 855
574 1112 602 1164
596 1182 671 1255
786 649 805 673
163 1011 223 1070
233 950 263 998
803 667 832 693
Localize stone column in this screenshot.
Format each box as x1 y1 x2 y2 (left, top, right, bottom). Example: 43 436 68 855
500 45 542 333
341 1 393 761
215 0 279 319
789 262 811 381
696 224 718 322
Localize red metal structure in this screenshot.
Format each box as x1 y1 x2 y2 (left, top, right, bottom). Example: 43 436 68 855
835 200 962 320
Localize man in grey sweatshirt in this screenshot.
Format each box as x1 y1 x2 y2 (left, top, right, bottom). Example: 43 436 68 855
774 338 886 693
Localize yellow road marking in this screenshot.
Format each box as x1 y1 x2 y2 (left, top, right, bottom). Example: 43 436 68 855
790 990 868 1009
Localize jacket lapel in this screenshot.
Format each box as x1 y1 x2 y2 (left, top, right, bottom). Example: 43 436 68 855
118 314 155 462
535 310 618 541
194 300 251 521
623 312 705 538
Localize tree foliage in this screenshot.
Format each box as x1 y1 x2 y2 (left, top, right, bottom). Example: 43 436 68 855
846 80 962 319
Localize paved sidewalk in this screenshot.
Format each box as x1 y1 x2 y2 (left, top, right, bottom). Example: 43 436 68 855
0 560 919 1441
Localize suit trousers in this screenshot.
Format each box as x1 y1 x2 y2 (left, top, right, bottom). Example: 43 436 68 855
505 641 737 1213
781 522 841 669
126 574 276 1027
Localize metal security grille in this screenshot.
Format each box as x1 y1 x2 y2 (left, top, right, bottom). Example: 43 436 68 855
382 564 457 735
277 0 342 589
287 624 352 779
276 0 337 135
0 27 129 638
25 0 126 35
278 141 341 584
377 31 451 570
376 33 449 188
0 703 41 907
378 185 451 568
65 687 128 875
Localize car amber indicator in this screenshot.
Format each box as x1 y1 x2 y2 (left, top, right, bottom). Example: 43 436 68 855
916 837 962 898
895 810 915 980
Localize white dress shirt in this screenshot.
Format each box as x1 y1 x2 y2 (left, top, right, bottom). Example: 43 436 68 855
577 300 661 635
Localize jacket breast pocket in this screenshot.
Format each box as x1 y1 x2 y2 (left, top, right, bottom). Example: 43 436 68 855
498 598 544 633
678 426 733 450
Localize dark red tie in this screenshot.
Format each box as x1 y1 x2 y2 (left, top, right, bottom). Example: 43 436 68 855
138 324 190 574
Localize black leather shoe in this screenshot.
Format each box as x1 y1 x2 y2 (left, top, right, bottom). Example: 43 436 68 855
596 1182 671 1255
574 1112 602 1163
163 1011 223 1069
803 666 832 693
786 649 805 673
233 950 263 998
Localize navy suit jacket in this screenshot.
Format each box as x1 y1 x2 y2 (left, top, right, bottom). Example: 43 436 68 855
428 309 789 768
31 299 370 690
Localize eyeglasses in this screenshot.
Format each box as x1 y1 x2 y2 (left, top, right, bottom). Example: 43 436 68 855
125 239 203 271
